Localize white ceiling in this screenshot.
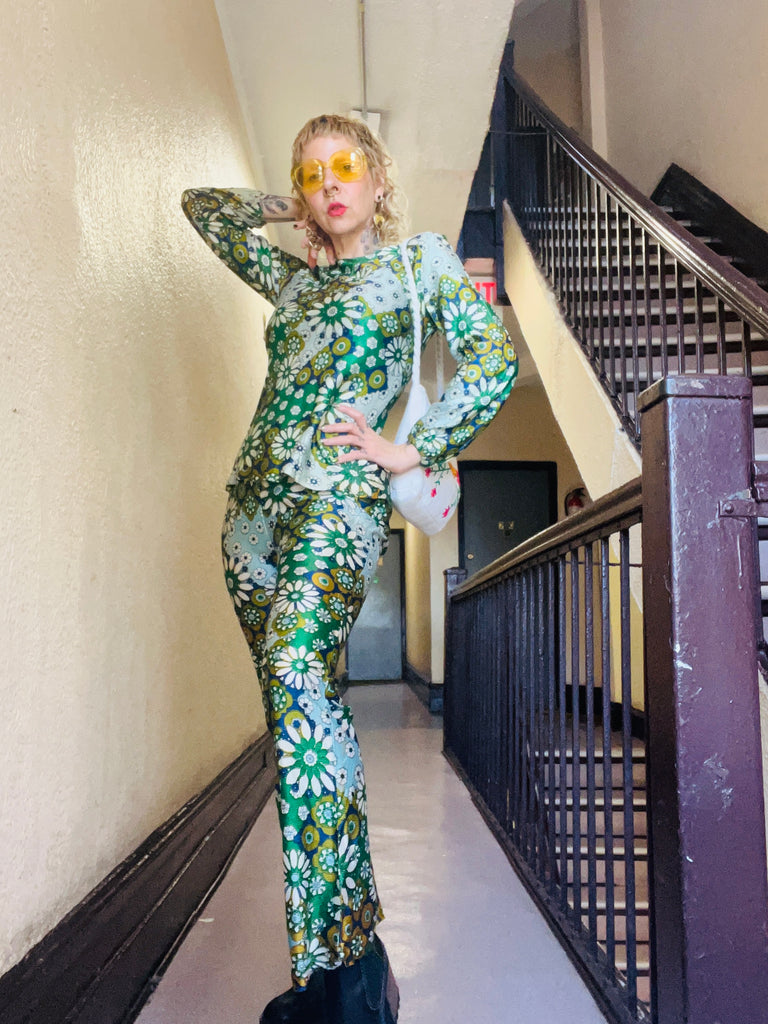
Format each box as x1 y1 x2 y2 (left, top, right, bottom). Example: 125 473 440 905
212 0 538 386
213 0 516 253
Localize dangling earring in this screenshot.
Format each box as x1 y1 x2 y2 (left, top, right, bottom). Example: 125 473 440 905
373 193 385 233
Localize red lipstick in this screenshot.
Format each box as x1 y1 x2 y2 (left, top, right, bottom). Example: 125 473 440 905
328 202 347 217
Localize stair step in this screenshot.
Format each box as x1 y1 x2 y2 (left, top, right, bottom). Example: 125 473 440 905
594 896 650 913
545 792 647 810
582 911 651 943
614 951 651 975
555 839 649 859
535 745 645 764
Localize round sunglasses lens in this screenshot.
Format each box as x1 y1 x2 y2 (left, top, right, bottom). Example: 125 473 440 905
294 160 323 192
332 149 366 181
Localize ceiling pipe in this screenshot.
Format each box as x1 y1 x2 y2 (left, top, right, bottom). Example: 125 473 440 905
358 0 368 118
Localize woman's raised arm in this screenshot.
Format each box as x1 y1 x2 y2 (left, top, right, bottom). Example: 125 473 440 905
181 187 305 305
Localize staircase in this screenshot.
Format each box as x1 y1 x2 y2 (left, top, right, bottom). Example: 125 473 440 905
504 69 768 660
540 723 650 1011
468 53 768 1024
564 213 768 431
647 190 768 646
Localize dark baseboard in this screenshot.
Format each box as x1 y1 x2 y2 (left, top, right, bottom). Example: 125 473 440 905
0 732 276 1024
403 663 443 714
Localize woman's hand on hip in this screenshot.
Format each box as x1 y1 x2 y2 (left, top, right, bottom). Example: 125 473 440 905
322 404 421 475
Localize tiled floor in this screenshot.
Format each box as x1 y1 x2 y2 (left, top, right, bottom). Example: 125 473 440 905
136 683 606 1024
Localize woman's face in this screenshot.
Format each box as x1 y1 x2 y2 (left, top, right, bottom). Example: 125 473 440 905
299 133 381 256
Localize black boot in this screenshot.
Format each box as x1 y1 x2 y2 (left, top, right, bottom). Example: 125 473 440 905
325 935 399 1024
260 968 328 1024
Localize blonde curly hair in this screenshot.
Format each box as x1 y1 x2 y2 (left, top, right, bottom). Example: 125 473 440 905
290 114 408 247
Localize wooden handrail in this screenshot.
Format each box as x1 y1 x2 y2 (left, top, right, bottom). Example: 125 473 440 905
504 66 768 338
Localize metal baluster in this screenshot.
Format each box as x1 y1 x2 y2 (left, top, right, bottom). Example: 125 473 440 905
524 117 534 242
658 243 669 377
553 143 563 297
606 196 617 400
534 118 545 261
675 259 686 374
694 278 705 374
504 577 513 836
629 218 640 440
716 297 727 375
570 158 580 324
563 157 573 321
512 572 524 847
642 229 654 393
546 559 558 897
584 541 598 954
536 563 547 879
616 204 628 422
491 581 502 821
545 134 555 279
485 590 494 806
596 185 607 382
586 175 597 366
743 319 753 378
570 550 582 923
620 528 638 1009
491 582 501 818
526 569 537 868
576 165 585 340
600 537 616 972
558 553 569 915
472 595 481 786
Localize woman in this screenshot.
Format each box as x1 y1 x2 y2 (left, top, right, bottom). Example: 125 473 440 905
182 114 517 1024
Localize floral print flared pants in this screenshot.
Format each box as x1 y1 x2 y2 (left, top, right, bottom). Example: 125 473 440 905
221 473 389 987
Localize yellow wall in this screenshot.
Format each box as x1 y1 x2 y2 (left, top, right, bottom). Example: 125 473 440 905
597 0 768 231
404 525 433 680
0 0 269 973
512 0 583 132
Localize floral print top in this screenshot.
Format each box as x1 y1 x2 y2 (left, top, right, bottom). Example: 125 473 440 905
181 188 518 504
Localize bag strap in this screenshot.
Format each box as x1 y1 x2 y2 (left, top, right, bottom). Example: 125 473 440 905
399 240 422 387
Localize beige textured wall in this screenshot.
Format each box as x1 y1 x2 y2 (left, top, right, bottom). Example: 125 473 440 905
512 0 583 132
0 0 269 973
598 0 768 230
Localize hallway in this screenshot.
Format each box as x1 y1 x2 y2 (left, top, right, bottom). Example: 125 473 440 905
136 683 606 1024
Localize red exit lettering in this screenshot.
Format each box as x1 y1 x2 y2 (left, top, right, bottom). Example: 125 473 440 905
472 279 497 303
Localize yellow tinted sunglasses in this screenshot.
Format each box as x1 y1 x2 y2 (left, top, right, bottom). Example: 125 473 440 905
291 148 368 194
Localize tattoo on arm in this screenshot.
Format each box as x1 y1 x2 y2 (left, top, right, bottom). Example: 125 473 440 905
260 194 299 222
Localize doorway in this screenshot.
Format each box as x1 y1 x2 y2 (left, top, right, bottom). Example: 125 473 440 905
458 461 557 573
345 529 404 680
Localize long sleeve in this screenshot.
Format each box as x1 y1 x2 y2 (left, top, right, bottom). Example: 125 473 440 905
405 234 518 465
181 187 305 306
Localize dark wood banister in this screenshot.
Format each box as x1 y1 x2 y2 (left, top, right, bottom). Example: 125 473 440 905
504 64 768 338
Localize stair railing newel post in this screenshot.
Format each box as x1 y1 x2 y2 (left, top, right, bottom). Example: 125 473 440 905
638 375 768 1024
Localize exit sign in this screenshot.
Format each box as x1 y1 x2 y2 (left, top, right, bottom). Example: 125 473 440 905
464 259 498 305
471 279 497 304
